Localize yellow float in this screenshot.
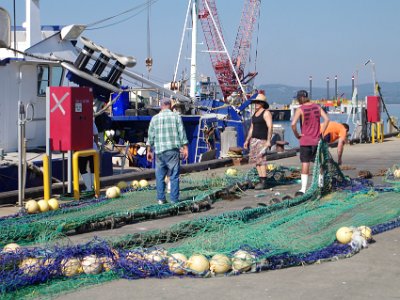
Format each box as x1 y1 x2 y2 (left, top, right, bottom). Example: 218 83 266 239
186 254 210 273
336 227 353 244
25 200 39 214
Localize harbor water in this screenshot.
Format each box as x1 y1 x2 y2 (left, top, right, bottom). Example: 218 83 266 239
275 104 400 148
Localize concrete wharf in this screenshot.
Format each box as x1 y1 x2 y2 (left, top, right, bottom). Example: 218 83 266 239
1 137 400 300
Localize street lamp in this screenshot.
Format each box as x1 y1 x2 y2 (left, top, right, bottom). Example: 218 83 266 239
364 59 377 96
326 77 330 100
334 75 338 100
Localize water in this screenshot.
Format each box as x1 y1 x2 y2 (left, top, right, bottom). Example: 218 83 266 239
277 104 400 147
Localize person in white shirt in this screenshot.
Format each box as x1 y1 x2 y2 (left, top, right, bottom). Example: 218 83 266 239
79 122 99 192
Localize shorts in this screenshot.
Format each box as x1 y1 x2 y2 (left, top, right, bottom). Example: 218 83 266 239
249 138 268 166
323 133 332 143
299 145 318 163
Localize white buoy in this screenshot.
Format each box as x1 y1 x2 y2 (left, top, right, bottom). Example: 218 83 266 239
25 200 39 214
37 199 50 212
168 253 187 275
186 254 209 273
336 227 353 244
232 250 255 272
81 255 103 275
47 198 59 210
61 258 82 277
209 254 231 274
3 243 21 253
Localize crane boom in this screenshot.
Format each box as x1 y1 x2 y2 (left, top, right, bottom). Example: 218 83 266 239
231 0 261 80
198 0 261 99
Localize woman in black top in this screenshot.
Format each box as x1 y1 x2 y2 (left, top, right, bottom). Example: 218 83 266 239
244 92 273 190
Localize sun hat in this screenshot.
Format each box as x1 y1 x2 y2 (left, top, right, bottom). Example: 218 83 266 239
251 92 269 109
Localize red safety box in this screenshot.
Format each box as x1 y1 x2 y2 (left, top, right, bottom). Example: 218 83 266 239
366 95 381 123
49 87 93 151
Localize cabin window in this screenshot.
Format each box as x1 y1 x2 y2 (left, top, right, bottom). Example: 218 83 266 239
51 66 64 86
37 65 49 97
37 65 64 97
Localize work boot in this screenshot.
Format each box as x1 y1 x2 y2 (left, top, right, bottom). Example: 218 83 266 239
254 177 267 190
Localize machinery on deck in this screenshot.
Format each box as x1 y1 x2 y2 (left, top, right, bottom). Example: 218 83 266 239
0 0 264 197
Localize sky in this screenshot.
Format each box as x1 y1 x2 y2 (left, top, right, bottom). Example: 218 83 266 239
2 0 400 89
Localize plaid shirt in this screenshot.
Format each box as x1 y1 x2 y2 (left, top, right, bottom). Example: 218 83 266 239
147 109 188 154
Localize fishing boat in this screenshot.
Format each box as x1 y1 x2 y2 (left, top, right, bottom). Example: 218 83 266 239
1 0 285 197
268 105 291 121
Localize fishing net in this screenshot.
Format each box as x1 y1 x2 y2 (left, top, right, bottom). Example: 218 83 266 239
0 163 300 247
0 182 229 246
383 164 400 185
1 141 400 299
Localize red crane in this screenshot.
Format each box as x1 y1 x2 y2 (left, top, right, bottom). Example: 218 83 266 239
198 0 261 99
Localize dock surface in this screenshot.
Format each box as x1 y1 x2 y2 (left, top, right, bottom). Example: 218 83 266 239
2 137 400 300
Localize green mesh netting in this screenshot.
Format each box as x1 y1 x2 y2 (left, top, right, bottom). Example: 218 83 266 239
1 141 400 299
0 182 232 246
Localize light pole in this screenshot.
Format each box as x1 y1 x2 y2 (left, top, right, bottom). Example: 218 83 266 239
334 75 338 100
326 77 330 100
309 76 312 100
364 59 377 96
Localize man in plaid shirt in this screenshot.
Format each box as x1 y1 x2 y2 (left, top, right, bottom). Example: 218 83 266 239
147 98 189 204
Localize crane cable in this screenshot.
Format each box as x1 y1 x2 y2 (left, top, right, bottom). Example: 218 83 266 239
86 0 159 31
253 3 261 73
145 0 153 73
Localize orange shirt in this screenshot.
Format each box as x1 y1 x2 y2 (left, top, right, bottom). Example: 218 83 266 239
321 122 347 143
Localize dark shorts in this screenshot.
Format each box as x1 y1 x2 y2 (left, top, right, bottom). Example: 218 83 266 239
323 133 331 143
78 156 94 174
299 145 318 163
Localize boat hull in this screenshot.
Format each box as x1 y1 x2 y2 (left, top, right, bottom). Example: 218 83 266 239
270 109 291 121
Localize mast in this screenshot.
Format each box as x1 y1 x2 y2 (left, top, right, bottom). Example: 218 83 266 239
26 0 41 48
189 0 197 99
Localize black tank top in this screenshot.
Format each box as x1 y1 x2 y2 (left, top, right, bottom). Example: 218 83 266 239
251 110 268 140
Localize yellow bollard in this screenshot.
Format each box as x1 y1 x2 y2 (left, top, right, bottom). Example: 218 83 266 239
377 122 381 142
43 154 51 200
374 121 384 143
371 123 376 144
371 122 384 143
72 150 100 200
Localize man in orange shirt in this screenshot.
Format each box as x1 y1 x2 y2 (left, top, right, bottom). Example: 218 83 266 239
321 122 349 165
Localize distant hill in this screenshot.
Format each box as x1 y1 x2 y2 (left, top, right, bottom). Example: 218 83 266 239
257 82 400 105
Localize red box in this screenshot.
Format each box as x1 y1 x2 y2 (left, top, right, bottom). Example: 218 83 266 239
49 87 93 151
366 95 381 123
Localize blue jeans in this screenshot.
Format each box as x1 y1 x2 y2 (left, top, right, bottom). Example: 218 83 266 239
155 149 180 203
